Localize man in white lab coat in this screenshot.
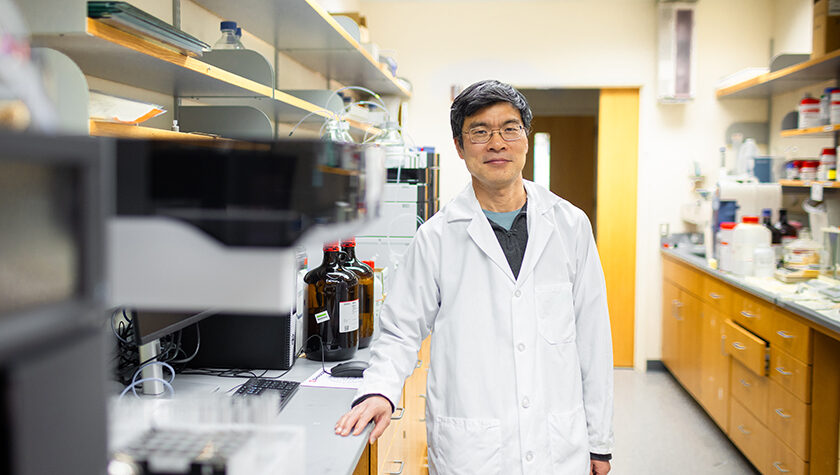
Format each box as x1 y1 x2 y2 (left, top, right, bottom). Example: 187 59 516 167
336 80 614 475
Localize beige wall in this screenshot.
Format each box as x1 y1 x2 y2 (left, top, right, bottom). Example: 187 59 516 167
359 0 810 369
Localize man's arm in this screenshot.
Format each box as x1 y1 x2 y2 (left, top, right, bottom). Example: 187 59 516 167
336 226 440 441
571 209 615 459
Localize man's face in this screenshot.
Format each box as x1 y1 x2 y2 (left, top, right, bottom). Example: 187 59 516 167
455 102 528 191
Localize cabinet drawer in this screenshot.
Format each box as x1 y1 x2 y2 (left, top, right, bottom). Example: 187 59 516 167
731 292 772 337
767 309 812 364
663 256 703 294
768 380 811 461
729 398 771 470
702 277 732 313
731 359 769 425
766 433 809 475
723 319 768 377
769 348 812 403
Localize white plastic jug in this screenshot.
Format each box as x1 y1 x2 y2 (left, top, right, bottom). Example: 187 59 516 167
731 216 771 275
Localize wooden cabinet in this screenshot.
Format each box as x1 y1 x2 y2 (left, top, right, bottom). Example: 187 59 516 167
661 253 840 474
700 303 730 429
357 336 430 475
661 265 703 399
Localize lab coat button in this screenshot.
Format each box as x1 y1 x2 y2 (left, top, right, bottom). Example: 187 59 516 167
525 451 534 462
517 343 525 352
514 290 522 298
521 397 530 408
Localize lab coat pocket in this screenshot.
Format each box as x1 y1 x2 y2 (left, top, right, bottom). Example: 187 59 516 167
548 407 590 474
430 416 502 475
535 283 576 344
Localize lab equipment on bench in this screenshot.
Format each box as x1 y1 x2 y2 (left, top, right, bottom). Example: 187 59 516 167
0 132 109 474
109 138 384 315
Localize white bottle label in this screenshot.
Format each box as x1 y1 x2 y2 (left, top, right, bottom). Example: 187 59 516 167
315 310 330 323
339 299 360 333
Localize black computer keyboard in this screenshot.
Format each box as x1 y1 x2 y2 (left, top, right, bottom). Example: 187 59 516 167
234 378 300 411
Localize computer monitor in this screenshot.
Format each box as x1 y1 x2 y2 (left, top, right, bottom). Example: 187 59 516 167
0 131 109 475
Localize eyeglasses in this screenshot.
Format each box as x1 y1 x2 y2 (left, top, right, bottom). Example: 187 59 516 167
464 124 526 144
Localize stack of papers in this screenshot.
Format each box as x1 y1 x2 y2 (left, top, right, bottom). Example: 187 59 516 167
89 90 166 124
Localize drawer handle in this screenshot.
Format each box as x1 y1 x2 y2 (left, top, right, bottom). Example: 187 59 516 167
772 461 791 473
739 379 751 388
418 394 427 421
672 300 683 321
391 407 404 420
775 367 793 376
775 408 792 419
732 342 747 351
387 460 405 474
709 292 722 299
737 425 751 435
776 330 794 339
740 310 756 319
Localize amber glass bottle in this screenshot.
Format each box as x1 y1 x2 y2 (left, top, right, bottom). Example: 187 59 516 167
340 238 374 348
304 242 360 361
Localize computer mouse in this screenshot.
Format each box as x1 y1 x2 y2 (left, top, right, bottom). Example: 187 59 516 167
329 360 369 378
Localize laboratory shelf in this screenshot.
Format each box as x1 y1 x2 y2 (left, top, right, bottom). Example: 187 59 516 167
778 179 840 188
33 19 275 99
89 120 228 140
191 0 411 98
32 19 375 133
716 49 840 99
780 124 840 138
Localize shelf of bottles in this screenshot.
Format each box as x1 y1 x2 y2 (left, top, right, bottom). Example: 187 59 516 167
778 179 840 188
781 124 840 138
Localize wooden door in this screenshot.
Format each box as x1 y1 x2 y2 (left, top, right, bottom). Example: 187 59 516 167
596 88 639 367
524 116 597 225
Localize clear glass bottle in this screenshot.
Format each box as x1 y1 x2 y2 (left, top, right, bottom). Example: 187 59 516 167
304 242 360 361
340 238 374 349
322 119 354 143
376 121 406 169
213 21 244 50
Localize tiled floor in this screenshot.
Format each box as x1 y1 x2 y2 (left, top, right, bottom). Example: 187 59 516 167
611 367 760 474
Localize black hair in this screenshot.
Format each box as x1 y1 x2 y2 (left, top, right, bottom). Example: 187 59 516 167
450 80 533 147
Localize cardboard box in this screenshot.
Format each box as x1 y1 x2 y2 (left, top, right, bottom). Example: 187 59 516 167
813 0 840 57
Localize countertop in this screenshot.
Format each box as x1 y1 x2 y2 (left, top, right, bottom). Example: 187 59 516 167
661 247 840 337
114 349 373 475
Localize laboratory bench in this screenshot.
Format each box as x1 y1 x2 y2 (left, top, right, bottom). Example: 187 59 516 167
661 248 840 475
113 351 373 475
112 341 431 475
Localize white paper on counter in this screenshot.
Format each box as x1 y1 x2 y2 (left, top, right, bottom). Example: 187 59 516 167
301 368 363 390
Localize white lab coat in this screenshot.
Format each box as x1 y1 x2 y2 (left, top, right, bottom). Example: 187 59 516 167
356 180 614 475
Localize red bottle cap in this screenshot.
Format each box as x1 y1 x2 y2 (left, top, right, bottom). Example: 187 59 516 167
324 242 340 252
362 260 375 269
822 148 836 155
741 216 759 224
720 222 737 229
341 237 356 247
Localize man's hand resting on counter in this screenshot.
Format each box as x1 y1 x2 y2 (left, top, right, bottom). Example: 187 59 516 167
335 395 393 444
